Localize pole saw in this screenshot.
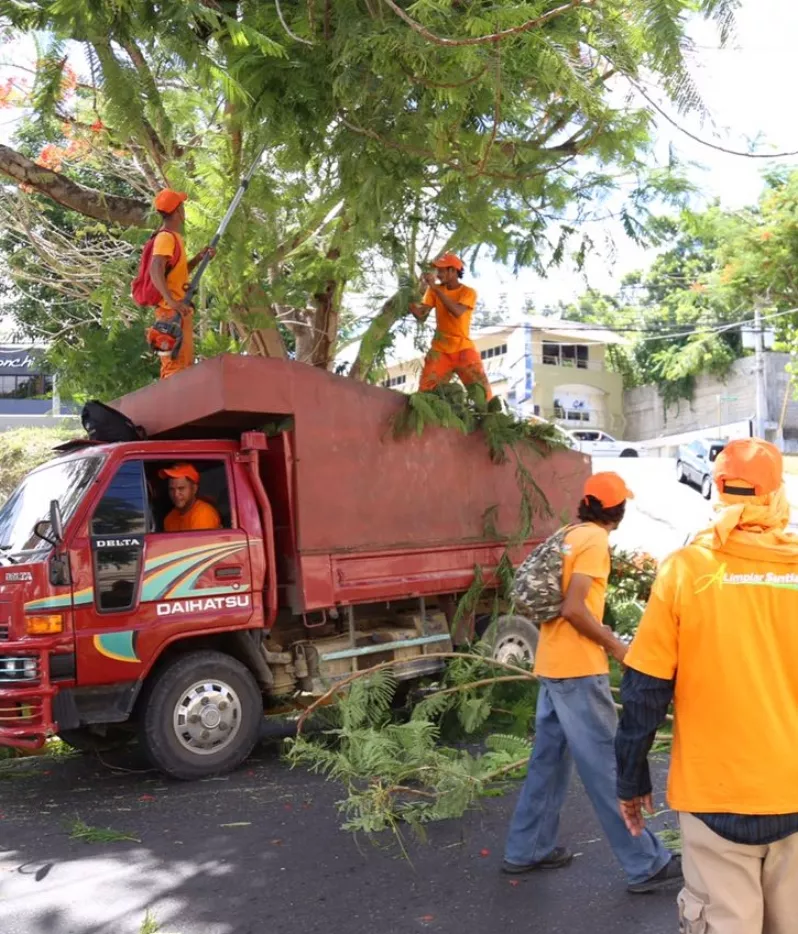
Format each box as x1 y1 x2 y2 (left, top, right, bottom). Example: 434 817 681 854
146 150 263 360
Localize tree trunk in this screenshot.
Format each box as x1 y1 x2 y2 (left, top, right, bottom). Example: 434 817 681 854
0 144 149 227
230 285 289 358
348 289 404 381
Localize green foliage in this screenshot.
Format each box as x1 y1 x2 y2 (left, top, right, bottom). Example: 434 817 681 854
0 426 82 505
287 653 536 836
68 819 141 844
556 207 747 406
604 547 658 635
0 0 738 389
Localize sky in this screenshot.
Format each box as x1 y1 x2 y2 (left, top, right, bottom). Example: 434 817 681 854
3 1 798 341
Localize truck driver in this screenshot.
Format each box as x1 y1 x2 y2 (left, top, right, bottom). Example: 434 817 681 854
160 463 222 532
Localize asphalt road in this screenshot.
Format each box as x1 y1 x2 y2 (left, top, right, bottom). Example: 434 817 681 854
0 744 680 934
595 454 798 559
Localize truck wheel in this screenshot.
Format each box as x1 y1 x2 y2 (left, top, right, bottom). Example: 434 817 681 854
139 651 262 780
491 615 539 667
58 726 133 754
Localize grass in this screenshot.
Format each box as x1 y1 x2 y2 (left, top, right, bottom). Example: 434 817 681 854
657 826 682 852
68 818 141 844
140 912 160 934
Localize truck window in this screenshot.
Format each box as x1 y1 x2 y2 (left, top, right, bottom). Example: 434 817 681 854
91 461 147 612
145 460 232 532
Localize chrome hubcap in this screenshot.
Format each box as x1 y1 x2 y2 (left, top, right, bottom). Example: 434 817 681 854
173 679 242 756
494 634 534 665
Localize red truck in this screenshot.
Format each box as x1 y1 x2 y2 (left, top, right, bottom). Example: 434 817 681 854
0 357 589 778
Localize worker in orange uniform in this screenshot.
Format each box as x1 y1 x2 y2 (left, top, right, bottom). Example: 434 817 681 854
161 463 222 532
616 438 798 933
503 473 680 893
150 189 215 380
410 253 492 400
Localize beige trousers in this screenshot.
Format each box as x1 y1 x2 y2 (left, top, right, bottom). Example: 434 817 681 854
679 812 798 934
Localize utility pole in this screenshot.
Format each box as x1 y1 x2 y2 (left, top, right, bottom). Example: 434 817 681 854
754 301 767 439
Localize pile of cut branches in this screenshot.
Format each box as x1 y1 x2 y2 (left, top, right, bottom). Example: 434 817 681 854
604 547 659 636
287 650 538 836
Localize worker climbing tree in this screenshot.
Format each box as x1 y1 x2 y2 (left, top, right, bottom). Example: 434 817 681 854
410 254 493 400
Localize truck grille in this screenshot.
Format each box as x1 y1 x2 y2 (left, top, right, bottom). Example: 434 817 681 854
0 656 39 682
0 624 8 641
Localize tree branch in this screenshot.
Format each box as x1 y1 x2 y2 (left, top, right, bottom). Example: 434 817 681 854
0 144 150 227
380 0 597 48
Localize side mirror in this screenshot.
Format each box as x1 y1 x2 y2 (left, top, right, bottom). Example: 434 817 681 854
33 500 64 548
50 500 64 543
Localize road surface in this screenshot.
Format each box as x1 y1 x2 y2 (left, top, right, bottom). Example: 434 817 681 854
595 455 798 559
0 745 680 934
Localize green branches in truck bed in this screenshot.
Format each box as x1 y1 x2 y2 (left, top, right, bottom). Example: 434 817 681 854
392 383 566 462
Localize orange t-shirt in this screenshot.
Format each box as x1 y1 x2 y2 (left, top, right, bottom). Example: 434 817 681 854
164 499 222 533
152 230 193 378
533 523 611 678
423 285 477 354
626 536 798 814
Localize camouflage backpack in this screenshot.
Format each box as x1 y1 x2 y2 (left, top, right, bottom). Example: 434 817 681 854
510 525 578 625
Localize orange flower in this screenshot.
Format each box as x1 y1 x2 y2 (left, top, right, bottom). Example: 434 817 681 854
61 64 78 93
90 119 105 132
36 144 65 172
760 230 773 242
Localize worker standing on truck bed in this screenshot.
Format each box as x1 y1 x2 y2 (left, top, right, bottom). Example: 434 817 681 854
150 189 215 380
616 438 798 933
409 253 492 400
161 463 222 532
503 472 681 893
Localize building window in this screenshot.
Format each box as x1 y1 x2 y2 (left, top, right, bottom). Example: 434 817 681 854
480 343 508 361
0 374 54 399
542 343 589 369
382 375 407 389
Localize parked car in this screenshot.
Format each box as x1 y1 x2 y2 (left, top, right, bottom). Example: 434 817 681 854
570 429 640 458
677 438 727 499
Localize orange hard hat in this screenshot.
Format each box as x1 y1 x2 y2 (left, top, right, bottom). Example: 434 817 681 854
431 252 464 271
153 189 187 214
714 438 782 496
583 472 635 509
159 463 199 484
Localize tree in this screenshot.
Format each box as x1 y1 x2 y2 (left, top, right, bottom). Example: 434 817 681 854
558 208 746 406
0 0 737 397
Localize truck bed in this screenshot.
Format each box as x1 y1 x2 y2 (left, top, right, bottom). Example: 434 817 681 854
117 356 591 611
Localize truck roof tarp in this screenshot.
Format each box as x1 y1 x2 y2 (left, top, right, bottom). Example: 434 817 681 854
117 355 590 555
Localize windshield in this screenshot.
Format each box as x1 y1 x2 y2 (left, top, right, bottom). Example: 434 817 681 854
0 455 102 559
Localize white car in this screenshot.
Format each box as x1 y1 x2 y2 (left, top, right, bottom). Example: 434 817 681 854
570 429 640 458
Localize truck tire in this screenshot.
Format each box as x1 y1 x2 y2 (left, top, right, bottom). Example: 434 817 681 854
58 726 133 754
138 651 262 780
490 615 539 667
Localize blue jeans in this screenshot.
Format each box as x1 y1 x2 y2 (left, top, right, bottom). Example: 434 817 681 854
504 674 671 885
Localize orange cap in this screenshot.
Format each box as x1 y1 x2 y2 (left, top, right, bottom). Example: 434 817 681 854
159 463 199 484
431 252 464 271
714 438 782 496
583 472 635 509
153 189 187 214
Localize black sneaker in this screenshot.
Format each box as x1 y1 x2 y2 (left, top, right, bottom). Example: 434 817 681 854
627 855 683 894
501 847 574 874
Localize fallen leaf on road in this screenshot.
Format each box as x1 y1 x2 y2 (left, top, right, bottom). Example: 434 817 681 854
479 848 490 857
283 803 293 811
419 915 435 924
220 822 252 828
271 839 283 846
508 880 519 888
138 794 155 802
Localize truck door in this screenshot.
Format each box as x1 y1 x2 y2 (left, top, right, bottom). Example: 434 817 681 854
71 457 254 687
